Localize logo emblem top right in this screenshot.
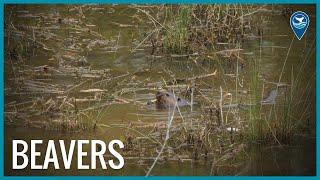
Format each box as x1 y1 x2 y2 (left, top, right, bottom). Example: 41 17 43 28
290 11 310 40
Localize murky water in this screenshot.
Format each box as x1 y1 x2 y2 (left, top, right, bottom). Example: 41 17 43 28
4 5 316 176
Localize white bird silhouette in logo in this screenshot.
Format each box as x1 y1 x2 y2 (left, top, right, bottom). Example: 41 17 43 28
295 16 305 23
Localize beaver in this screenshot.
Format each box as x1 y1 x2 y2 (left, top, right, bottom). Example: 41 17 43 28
155 91 189 109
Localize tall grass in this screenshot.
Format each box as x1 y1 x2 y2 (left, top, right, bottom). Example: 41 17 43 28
247 56 263 141
157 5 259 54
163 5 192 53
245 39 315 144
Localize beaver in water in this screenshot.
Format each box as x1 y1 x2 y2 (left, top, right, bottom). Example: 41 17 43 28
155 91 189 109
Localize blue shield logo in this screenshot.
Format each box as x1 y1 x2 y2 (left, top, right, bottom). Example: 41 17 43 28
290 11 310 40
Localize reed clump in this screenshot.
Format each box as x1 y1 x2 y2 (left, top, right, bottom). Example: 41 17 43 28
148 5 262 55
244 42 315 144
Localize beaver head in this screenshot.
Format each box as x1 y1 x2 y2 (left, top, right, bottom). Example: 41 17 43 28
155 91 189 109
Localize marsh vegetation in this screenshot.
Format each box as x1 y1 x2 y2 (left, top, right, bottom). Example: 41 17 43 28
4 4 316 175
